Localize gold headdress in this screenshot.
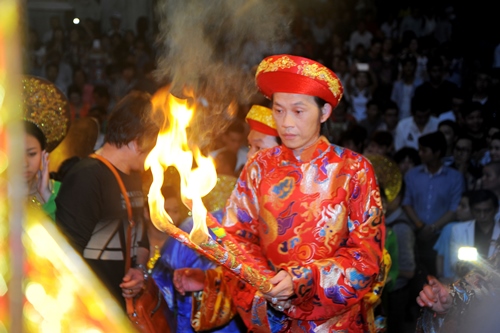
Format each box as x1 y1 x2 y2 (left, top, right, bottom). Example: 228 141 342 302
22 76 69 152
364 153 402 203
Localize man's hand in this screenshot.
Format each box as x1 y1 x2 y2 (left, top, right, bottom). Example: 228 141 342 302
416 276 452 314
417 224 436 241
264 270 295 311
120 267 145 298
173 268 206 296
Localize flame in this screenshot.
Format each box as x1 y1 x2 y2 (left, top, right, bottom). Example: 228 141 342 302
146 86 217 244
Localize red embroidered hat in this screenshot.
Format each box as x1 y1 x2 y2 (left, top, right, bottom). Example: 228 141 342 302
245 105 278 137
255 54 343 108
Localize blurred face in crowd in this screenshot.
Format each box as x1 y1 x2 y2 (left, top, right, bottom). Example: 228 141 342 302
223 131 244 154
402 60 416 77
418 145 440 165
464 110 483 133
24 133 42 183
164 197 182 227
438 124 455 147
272 93 331 151
456 196 473 221
383 107 399 129
413 109 431 128
398 156 416 176
487 127 500 145
481 165 500 192
471 200 496 226
489 138 500 162
366 104 380 122
247 131 279 159
453 138 472 165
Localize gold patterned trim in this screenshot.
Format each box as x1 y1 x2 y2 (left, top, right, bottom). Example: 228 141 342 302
256 56 297 76
297 60 343 98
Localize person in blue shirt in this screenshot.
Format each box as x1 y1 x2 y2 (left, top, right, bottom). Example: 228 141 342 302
402 131 465 277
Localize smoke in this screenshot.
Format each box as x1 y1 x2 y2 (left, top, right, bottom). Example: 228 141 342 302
154 0 291 150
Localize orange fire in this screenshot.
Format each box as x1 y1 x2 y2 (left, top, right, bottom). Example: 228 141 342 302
146 87 217 244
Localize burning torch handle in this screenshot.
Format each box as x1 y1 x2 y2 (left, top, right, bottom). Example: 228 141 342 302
153 215 273 293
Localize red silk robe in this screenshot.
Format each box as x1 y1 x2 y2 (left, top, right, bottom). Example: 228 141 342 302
194 136 385 332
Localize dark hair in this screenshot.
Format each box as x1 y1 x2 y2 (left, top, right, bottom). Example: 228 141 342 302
104 91 159 150
224 121 245 135
313 96 333 138
67 84 82 97
469 189 499 209
93 85 110 99
418 131 448 157
426 56 444 72
393 147 420 165
382 100 399 114
24 121 46 150
491 131 500 142
160 185 180 201
460 101 484 118
50 156 81 181
411 94 431 114
370 130 393 147
339 125 368 151
438 119 459 136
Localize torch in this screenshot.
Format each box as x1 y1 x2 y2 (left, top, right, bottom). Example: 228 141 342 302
146 89 273 293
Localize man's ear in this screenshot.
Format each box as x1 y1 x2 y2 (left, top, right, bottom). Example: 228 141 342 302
320 103 333 123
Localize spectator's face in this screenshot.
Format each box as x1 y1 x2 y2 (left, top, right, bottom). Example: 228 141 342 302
428 66 443 82
364 142 387 156
272 93 330 150
413 110 430 127
402 61 416 76
453 138 472 164
398 156 415 175
475 73 491 92
487 127 500 145
384 108 398 128
457 196 472 221
490 139 500 162
164 197 182 226
366 104 379 121
69 92 81 105
464 110 483 133
46 66 58 82
418 145 438 165
481 166 500 191
439 124 455 146
471 200 496 226
355 71 369 88
223 132 244 154
247 130 278 159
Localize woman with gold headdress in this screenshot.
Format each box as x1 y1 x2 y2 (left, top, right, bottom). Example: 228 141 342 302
23 76 69 220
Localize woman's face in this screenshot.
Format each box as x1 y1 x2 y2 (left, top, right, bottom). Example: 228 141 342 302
489 139 500 162
24 133 43 182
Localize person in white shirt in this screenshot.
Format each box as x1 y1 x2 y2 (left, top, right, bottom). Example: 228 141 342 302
348 19 373 54
394 96 439 151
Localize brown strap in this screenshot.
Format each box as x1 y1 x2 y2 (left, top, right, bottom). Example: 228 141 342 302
89 153 136 314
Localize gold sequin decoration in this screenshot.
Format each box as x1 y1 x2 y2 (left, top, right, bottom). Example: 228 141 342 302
256 56 297 76
364 154 402 203
22 76 69 151
245 105 276 130
297 61 343 99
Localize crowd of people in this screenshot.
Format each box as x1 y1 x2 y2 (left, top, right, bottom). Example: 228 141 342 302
22 1 500 332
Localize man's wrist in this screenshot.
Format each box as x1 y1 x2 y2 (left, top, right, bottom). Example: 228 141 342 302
135 264 148 280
